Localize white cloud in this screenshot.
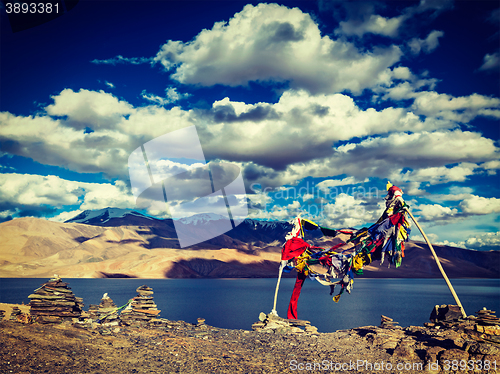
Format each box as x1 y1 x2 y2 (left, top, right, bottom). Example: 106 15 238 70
331 0 452 39
435 239 467 249
141 87 190 106
481 160 500 175
464 231 500 250
317 177 367 191
46 88 134 131
408 30 444 55
414 203 458 221
411 91 500 123
105 81 115 89
152 3 402 95
459 195 500 215
1 88 499 191
337 14 406 38
301 193 314 201
50 209 83 222
389 163 477 186
479 52 500 72
91 55 153 65
321 193 381 228
0 173 135 215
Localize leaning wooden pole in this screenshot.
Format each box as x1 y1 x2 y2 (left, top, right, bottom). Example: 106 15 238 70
270 262 285 316
401 201 467 318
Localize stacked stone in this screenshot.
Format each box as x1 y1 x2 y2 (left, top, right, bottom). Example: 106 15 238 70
9 306 21 321
88 293 120 325
474 308 500 337
380 315 401 329
0 310 5 320
475 308 499 326
28 276 84 323
120 285 160 326
252 312 318 334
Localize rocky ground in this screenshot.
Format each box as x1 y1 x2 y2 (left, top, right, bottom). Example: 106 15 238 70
1 307 500 374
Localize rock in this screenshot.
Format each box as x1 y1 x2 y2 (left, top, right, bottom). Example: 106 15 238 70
251 313 317 334
438 348 469 364
120 285 160 326
393 342 417 360
251 321 265 331
425 346 446 364
28 276 84 323
381 338 400 350
475 308 500 326
89 293 119 324
469 343 500 356
305 325 318 334
380 315 400 329
430 304 463 323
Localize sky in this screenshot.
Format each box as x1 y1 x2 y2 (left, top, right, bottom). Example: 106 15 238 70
0 0 499 250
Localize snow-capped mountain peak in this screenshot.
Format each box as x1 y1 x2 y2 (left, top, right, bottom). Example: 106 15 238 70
65 207 150 224
177 213 229 225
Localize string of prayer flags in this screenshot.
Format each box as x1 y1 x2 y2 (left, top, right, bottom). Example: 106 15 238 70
282 183 411 319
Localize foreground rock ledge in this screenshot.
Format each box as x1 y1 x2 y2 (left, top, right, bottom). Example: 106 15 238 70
1 318 499 374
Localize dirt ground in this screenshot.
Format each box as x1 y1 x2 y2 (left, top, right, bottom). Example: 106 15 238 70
1 303 498 374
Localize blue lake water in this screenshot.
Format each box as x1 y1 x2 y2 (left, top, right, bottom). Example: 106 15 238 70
1 278 499 333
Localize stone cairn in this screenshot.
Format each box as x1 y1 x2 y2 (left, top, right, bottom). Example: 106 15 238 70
88 293 120 325
28 275 84 323
252 312 319 334
473 308 500 341
380 315 401 329
120 285 160 327
9 306 22 321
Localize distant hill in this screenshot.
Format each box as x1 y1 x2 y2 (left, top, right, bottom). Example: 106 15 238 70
0 208 498 279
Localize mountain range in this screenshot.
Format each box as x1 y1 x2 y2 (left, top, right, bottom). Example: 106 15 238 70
0 207 498 279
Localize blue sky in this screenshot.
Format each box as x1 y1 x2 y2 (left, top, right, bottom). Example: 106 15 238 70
1 0 499 250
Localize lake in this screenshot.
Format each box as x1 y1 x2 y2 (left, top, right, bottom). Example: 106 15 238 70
1 278 499 333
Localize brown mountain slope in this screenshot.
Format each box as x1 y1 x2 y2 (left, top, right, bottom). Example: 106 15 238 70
0 217 498 278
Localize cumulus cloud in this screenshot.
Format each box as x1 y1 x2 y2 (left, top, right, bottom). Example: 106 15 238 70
152 3 402 95
411 92 500 123
1 87 499 190
459 195 500 215
408 30 444 55
435 240 467 249
389 163 478 189
46 88 134 131
414 203 458 221
200 90 426 170
0 173 135 218
464 231 500 250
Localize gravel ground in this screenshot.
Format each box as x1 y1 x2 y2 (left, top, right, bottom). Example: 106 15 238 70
1 314 499 374
0 320 403 374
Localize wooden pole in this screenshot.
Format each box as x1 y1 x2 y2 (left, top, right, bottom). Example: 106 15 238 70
401 202 467 318
270 262 285 316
